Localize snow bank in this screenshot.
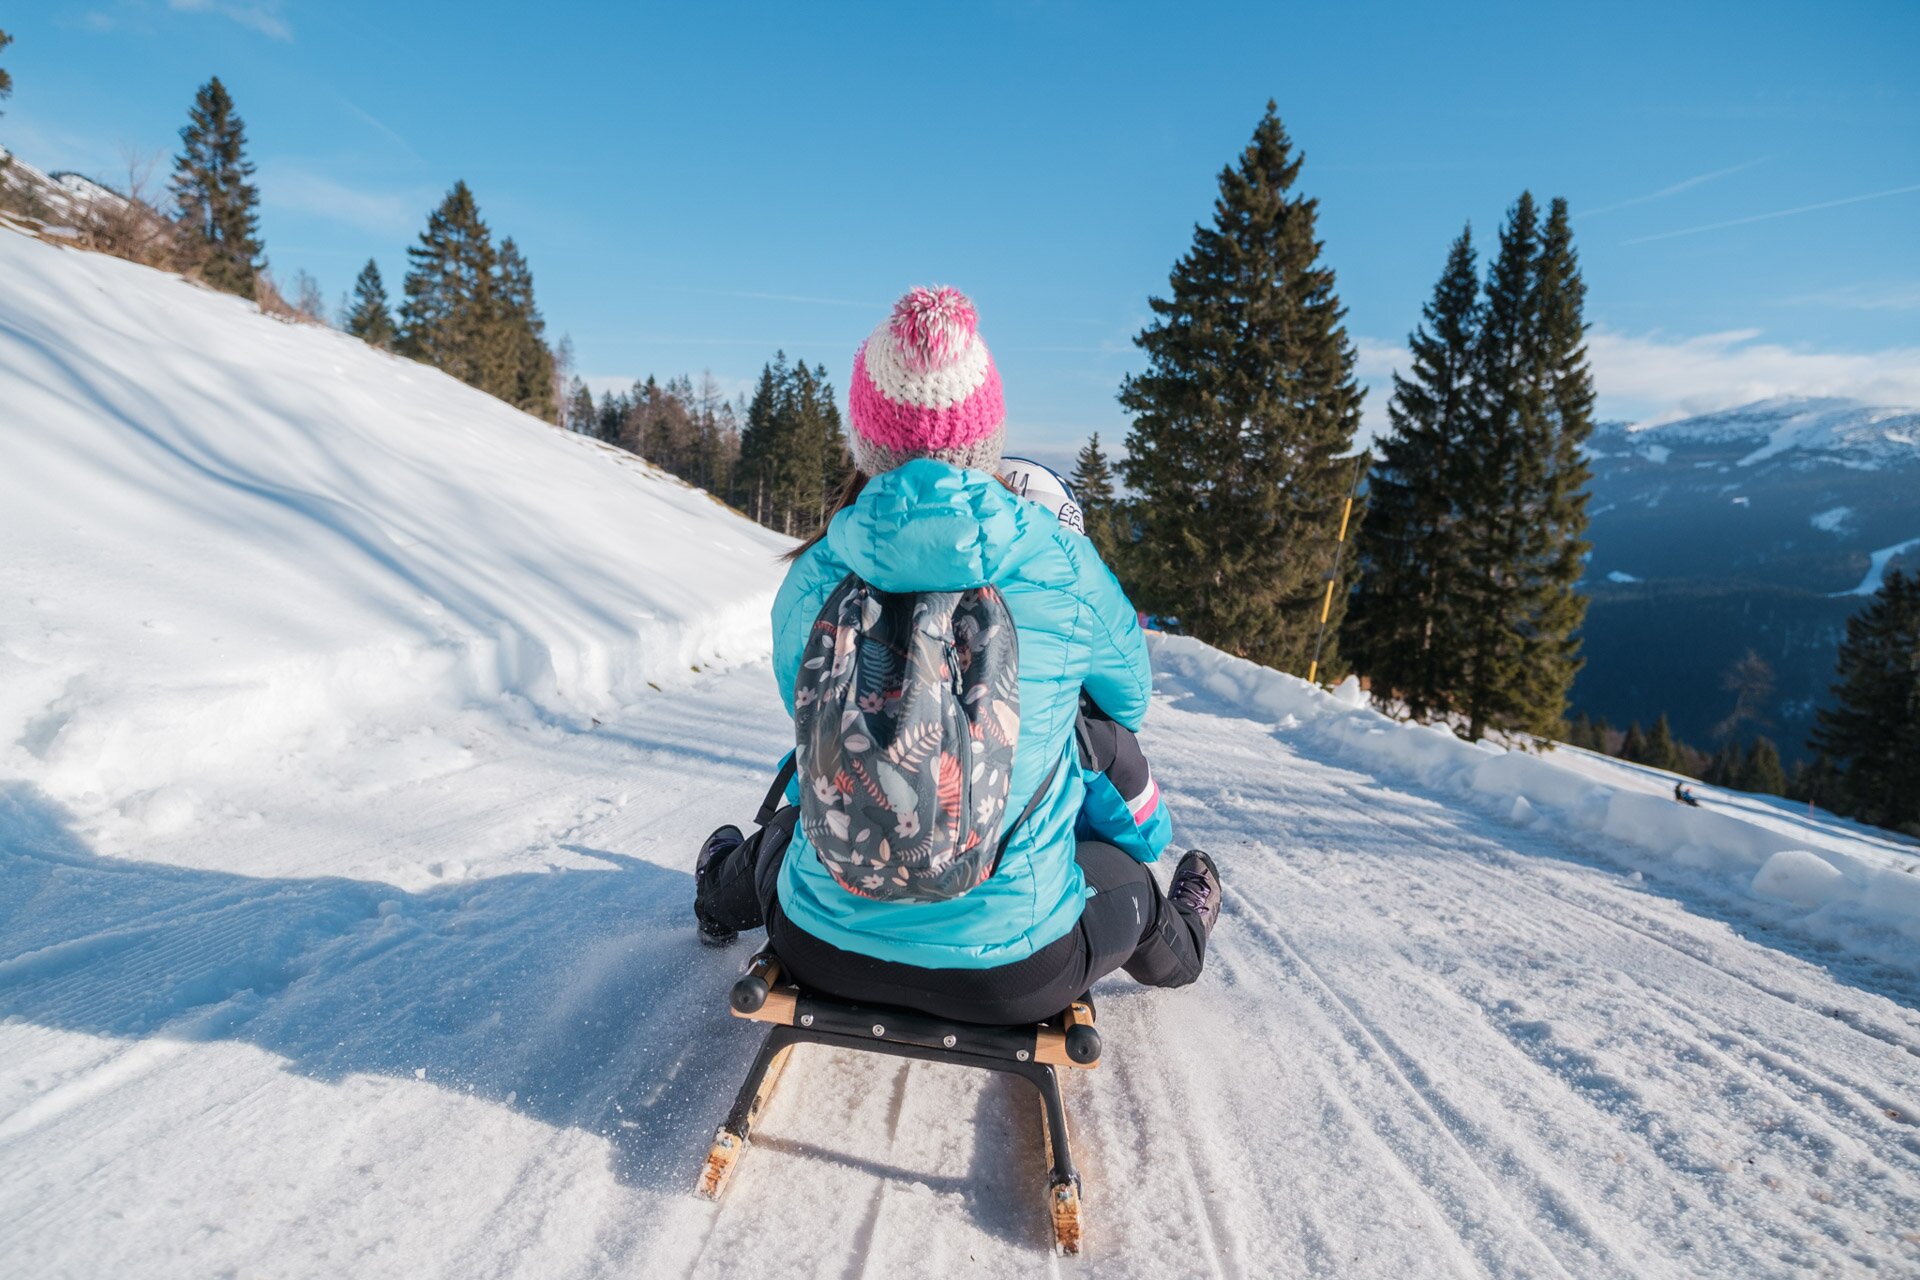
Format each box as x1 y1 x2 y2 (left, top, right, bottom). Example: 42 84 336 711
0 229 790 826
1148 634 1920 959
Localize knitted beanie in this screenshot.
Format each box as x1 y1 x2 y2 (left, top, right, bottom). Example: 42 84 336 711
848 286 1006 476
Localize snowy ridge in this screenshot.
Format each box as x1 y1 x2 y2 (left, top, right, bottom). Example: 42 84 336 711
1609 396 1920 468
1 229 789 843
0 145 130 230
1149 635 1920 963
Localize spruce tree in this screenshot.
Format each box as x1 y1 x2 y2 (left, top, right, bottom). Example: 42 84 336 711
1738 737 1788 796
398 182 508 394
1645 714 1681 773
496 237 557 422
563 376 596 436
1071 433 1123 563
1705 739 1741 787
1620 722 1646 764
1810 569 1920 829
737 356 787 525
1453 194 1594 740
1788 754 1840 810
1345 226 1481 721
345 259 396 349
1563 713 1595 751
1119 102 1365 673
171 77 264 300
595 389 626 444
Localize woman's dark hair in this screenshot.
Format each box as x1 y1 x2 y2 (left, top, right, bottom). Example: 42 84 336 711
782 470 867 563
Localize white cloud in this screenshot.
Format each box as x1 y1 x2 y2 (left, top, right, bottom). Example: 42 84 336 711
1587 328 1920 423
168 0 290 40
259 166 427 237
1353 336 1409 380
1350 327 1920 434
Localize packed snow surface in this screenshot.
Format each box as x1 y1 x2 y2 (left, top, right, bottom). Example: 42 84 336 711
6 231 1920 1277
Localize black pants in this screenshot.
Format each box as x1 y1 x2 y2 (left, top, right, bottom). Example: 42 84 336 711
698 824 1208 1025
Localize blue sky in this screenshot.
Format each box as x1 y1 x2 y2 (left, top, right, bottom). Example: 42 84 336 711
6 0 1918 460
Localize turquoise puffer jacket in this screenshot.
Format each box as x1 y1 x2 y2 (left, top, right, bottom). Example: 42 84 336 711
771 460 1153 969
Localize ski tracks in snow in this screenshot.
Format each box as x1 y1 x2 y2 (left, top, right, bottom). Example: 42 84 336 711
5 661 1920 1276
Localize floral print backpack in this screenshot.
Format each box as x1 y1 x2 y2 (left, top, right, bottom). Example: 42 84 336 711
793 575 1049 903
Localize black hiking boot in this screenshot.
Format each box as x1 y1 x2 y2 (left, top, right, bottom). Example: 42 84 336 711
694 825 744 947
1168 850 1222 940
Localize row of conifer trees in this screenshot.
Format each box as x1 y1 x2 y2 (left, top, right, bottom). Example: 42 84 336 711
342 183 556 423
3 59 569 427
1061 103 1594 747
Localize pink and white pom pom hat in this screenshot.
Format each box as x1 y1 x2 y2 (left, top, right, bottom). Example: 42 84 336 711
848 285 1006 476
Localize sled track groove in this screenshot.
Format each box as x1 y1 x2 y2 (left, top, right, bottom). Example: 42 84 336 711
1227 889 1589 1279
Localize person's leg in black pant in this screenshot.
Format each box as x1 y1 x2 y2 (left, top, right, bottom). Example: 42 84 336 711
693 812 795 938
1072 840 1208 989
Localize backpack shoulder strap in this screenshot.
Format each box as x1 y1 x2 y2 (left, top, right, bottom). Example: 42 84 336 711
987 755 1064 877
757 754 798 827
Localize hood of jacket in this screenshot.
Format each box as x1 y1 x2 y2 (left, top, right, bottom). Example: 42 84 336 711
826 460 1046 593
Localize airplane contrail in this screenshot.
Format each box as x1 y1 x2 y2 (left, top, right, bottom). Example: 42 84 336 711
1626 183 1920 245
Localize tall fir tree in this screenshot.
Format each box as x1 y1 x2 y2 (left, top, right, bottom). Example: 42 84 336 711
737 354 788 525
1345 226 1482 720
1645 714 1681 773
1810 569 1920 830
1620 721 1646 764
495 237 557 422
1070 433 1123 564
1737 737 1788 796
171 77 264 300
398 182 509 395
729 354 844 534
1119 103 1366 673
1452 193 1594 740
563 376 597 436
345 259 396 349
1704 738 1742 787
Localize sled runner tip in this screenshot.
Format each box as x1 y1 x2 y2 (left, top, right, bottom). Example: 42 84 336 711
1050 1178 1084 1256
696 1128 744 1200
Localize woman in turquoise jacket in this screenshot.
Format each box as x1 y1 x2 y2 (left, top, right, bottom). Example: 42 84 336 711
694 287 1220 1025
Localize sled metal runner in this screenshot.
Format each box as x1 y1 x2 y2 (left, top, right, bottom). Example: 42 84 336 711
698 948 1101 1256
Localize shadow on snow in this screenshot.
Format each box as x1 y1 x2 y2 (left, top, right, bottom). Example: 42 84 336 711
0 781 1052 1245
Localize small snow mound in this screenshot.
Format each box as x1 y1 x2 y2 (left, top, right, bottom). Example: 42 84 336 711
120 786 199 836
1752 849 1845 908
1329 676 1367 708
1510 795 1537 825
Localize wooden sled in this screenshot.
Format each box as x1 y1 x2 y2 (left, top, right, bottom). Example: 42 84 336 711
697 948 1102 1256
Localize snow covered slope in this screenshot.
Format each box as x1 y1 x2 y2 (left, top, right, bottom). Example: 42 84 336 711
1 229 787 871
5 231 1920 1276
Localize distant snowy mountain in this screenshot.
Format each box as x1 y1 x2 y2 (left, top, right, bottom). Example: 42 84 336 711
1575 396 1920 758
